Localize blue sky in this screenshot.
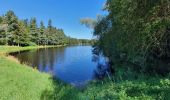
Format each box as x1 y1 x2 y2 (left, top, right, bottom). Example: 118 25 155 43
0 0 107 39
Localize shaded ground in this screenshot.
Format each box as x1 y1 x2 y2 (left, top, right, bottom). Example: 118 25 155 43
41 78 79 100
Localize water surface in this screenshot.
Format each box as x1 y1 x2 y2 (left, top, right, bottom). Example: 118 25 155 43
11 46 108 87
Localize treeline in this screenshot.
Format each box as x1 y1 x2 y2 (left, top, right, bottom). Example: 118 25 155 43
92 0 170 75
0 10 92 46
67 37 95 45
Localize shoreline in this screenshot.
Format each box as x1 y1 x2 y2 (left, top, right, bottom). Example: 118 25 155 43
0 45 66 55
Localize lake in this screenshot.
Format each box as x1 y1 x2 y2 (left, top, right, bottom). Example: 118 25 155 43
10 46 108 87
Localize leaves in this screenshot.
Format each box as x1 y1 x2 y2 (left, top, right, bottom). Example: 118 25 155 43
93 0 170 73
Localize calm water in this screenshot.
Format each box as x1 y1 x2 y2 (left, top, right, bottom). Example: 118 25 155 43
11 46 108 87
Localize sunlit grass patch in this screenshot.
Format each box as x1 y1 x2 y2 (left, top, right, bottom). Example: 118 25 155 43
0 56 54 100
0 45 63 55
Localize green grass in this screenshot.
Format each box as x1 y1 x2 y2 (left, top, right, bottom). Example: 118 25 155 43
0 45 64 54
0 46 38 54
0 56 53 100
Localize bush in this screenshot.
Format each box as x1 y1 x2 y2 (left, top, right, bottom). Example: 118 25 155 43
27 42 37 46
0 38 6 45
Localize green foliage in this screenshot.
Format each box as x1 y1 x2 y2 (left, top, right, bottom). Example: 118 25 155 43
39 21 46 45
0 29 6 45
93 0 170 74
29 17 39 44
4 10 20 46
0 16 3 24
78 75 170 100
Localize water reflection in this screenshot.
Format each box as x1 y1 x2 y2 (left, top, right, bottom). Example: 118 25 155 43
10 46 108 87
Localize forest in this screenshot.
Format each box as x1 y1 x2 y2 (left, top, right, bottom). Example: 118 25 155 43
0 10 92 46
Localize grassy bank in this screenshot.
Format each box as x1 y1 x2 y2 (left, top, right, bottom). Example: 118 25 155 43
0 56 53 100
0 45 64 55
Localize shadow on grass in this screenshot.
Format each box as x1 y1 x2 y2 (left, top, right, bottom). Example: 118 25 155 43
40 77 80 100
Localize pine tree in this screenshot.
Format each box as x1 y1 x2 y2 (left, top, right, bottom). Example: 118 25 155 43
39 21 46 45
5 10 20 46
29 17 39 45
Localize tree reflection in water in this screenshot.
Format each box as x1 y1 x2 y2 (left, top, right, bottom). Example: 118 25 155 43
10 46 109 87
92 54 111 80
